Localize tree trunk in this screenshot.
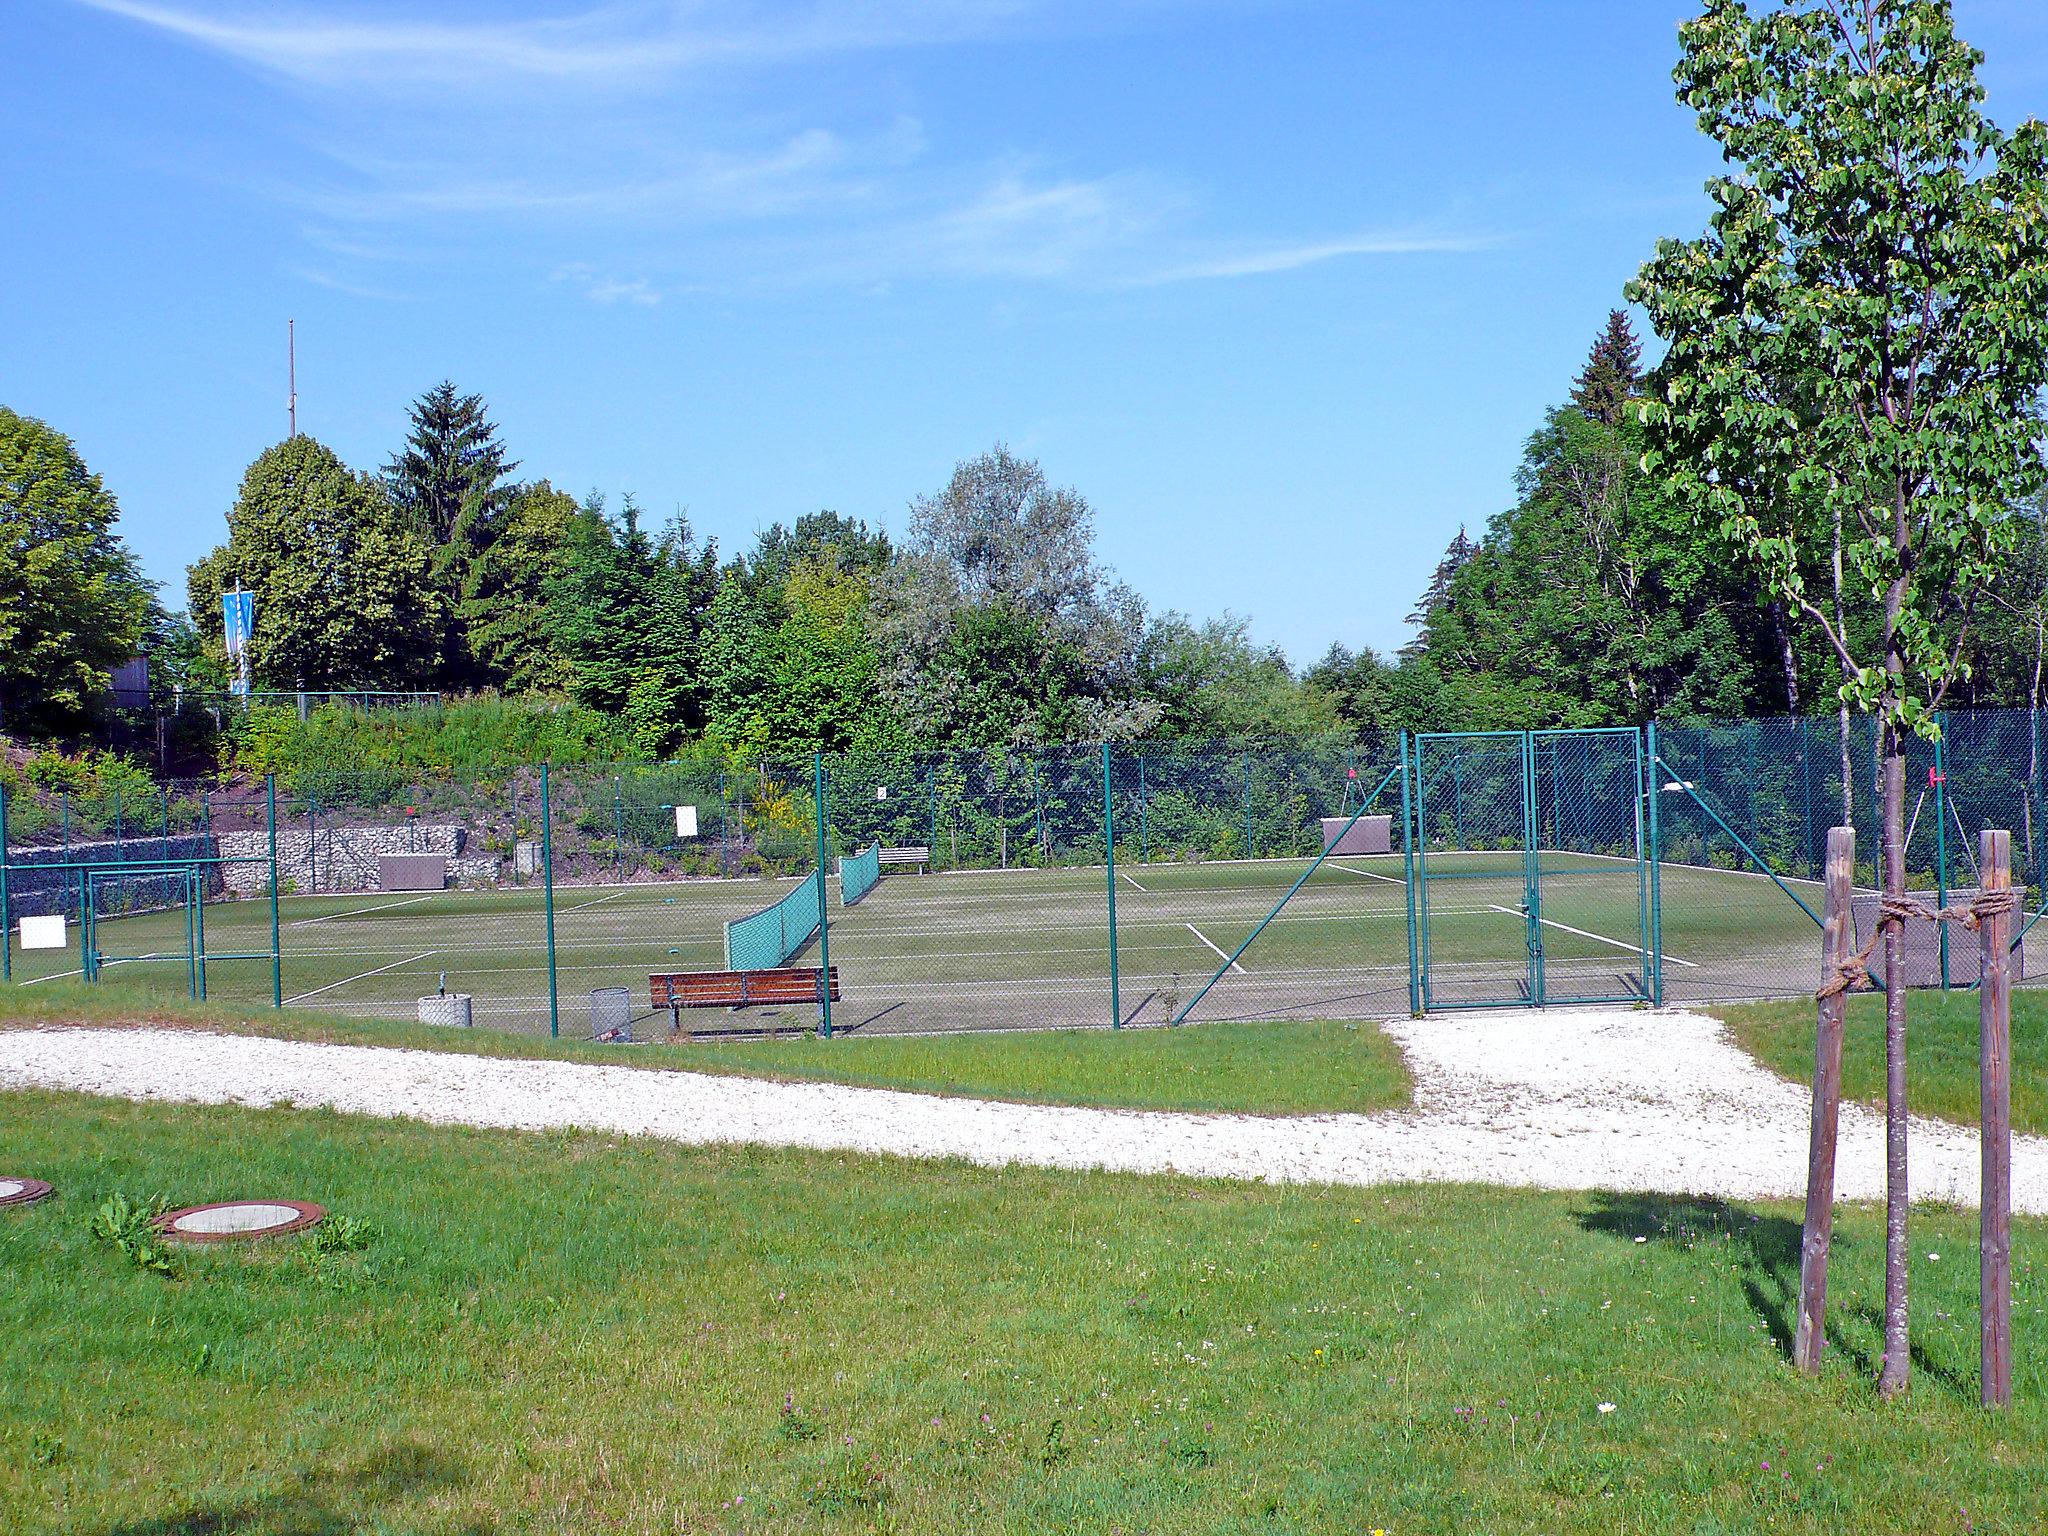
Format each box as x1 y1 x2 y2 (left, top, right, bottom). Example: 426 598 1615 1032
1839 704 1855 831
1772 601 1802 713
1878 717 1912 1399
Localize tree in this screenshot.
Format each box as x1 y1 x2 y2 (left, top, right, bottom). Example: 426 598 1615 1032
1140 614 1337 739
384 381 517 688
1631 0 2048 1398
873 448 1157 746
1571 309 1645 426
1399 528 1477 660
462 481 578 693
0 407 154 734
187 436 443 689
547 494 718 754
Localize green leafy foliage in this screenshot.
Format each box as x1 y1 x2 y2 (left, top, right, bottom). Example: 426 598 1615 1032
0 407 153 734
87 1192 179 1279
188 436 444 690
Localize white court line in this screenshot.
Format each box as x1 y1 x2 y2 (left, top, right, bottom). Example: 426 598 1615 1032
1326 862 1405 885
1120 872 1149 892
562 890 631 914
289 893 435 928
1184 922 1247 974
285 951 438 1005
1485 905 1699 968
23 952 181 986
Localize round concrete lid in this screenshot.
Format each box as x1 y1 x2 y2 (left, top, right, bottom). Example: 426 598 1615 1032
0 1179 53 1210
154 1199 325 1242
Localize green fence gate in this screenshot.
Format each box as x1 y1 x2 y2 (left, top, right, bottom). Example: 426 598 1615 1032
1412 728 1651 1009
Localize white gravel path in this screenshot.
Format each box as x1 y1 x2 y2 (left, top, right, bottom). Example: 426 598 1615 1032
1 1011 2042 1210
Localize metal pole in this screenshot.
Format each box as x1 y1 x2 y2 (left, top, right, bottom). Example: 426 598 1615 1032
1935 717 1951 991
1104 743 1121 1028
615 777 625 882
0 780 11 984
1138 755 1149 864
160 785 170 866
1400 732 1420 1015
1523 733 1542 1005
1242 751 1253 858
814 752 833 1038
1635 728 1652 1004
308 792 319 895
266 774 281 1007
1647 722 1664 1007
542 763 560 1038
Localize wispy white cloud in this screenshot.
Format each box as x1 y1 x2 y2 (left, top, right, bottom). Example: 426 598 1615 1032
1139 228 1503 284
70 0 1500 296
72 0 1045 90
552 262 661 304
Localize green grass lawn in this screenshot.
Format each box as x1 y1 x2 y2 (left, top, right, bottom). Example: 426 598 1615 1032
0 981 1411 1116
1712 989 2048 1136
3 1090 2044 1534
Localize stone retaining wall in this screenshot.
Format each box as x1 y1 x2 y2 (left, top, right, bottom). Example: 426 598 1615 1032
215 825 503 896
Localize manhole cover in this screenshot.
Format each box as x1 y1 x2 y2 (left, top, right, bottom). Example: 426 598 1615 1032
0 1179 53 1210
153 1200 325 1242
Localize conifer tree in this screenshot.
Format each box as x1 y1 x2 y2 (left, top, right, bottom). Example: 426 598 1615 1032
1401 527 1477 658
1570 309 1644 426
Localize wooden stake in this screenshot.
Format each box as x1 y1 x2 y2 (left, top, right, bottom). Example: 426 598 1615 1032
1979 828 2014 1409
1796 824 1853 1374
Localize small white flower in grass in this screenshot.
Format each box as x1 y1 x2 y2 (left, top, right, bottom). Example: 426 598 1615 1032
1928 1252 1940 1261
1634 1236 1647 1244
1597 1402 1616 1414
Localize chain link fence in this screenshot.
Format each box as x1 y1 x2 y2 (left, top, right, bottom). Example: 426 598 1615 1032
4 711 2044 1038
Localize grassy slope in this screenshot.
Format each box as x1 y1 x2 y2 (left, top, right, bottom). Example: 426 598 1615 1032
1711 989 2048 1136
3 1092 2044 1534
0 982 1411 1117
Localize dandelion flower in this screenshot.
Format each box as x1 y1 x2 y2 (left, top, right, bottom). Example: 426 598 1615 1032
1597 1402 1616 1414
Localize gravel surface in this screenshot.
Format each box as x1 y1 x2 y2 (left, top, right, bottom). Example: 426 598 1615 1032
0 1011 2040 1209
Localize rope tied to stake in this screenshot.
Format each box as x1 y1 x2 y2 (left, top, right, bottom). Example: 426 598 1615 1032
1816 887 2025 1001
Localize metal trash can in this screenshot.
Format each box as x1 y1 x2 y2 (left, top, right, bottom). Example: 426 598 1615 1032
590 987 633 1042
418 993 473 1028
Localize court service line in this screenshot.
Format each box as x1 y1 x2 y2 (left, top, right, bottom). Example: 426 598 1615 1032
1120 872 1149 892
563 890 631 914
285 951 439 1005
1184 923 1247 974
1326 863 1406 885
1485 905 1699 968
289 894 435 928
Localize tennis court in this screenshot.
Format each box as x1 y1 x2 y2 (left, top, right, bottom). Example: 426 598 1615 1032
3 846 1838 1036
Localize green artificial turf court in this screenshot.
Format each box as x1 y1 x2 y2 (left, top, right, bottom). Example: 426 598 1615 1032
1 847 1869 1037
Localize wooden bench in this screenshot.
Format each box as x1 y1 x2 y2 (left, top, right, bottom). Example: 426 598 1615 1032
878 846 931 873
651 967 840 1037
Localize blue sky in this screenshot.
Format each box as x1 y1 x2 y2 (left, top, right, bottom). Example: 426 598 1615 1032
8 1 2048 665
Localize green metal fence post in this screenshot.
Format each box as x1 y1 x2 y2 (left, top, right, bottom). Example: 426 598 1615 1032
814 752 833 1038
927 762 938 863
160 785 170 866
308 792 319 894
266 774 282 1008
1138 755 1149 864
542 763 560 1039
0 780 11 984
1647 722 1664 1007
1634 727 1652 1004
1242 751 1254 858
1935 715 1951 990
614 776 625 883
1104 742 1121 1028
1400 732 1420 1015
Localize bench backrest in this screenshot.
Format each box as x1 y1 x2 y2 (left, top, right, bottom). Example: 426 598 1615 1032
652 967 840 1009
878 846 931 862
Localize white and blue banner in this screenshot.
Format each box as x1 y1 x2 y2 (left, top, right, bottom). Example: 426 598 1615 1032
222 589 254 696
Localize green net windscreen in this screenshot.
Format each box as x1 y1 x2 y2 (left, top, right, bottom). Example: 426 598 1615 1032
839 843 881 906
724 870 825 970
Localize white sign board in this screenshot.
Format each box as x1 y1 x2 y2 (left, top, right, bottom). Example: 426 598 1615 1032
876 785 889 801
675 805 699 838
20 915 67 951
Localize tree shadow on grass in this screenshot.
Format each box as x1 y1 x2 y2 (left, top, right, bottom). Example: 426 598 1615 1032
1572 1192 1835 1365
92 1439 487 1536
1574 1192 1981 1399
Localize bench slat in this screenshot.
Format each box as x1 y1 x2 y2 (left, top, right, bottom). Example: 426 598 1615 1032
652 966 840 1010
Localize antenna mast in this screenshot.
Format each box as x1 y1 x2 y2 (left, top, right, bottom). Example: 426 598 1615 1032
288 319 297 438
